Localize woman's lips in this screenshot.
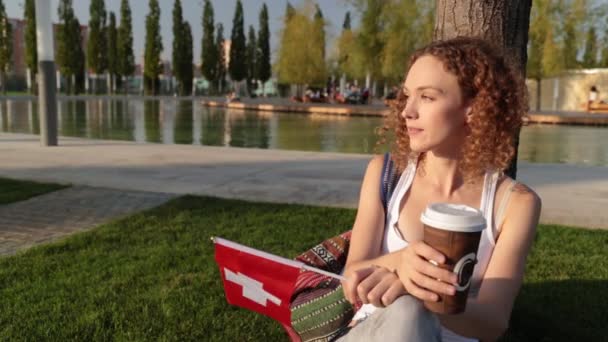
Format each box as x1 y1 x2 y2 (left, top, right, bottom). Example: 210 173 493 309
407 127 423 136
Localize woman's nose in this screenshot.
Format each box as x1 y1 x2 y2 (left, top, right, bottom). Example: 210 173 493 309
401 100 418 120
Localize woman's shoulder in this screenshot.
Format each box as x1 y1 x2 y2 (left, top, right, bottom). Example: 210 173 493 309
499 175 541 206
497 175 542 232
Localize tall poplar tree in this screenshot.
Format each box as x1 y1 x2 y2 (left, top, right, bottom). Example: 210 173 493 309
0 0 11 94
601 23 608 68
24 0 37 93
173 0 185 94
342 11 351 30
246 25 257 94
314 4 325 61
229 0 247 86
117 0 135 93
583 26 598 68
107 12 118 93
201 0 217 92
87 0 107 93
72 16 86 94
57 0 82 94
144 0 163 95
215 23 226 93
182 22 193 95
257 3 271 95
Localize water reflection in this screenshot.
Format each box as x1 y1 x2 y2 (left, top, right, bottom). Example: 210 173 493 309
0 98 607 167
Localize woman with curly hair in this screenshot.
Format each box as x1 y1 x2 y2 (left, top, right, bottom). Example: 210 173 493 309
337 37 542 342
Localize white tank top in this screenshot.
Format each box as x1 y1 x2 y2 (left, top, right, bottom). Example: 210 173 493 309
353 159 501 342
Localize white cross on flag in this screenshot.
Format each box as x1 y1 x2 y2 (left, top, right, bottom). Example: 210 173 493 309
213 237 303 327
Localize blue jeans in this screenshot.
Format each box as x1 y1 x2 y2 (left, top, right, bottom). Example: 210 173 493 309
334 296 442 342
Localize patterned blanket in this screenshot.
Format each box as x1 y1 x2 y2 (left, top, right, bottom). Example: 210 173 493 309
283 230 356 342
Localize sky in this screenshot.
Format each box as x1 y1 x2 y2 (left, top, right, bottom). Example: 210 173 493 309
6 0 355 64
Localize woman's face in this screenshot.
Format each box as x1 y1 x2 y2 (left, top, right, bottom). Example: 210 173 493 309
401 55 469 155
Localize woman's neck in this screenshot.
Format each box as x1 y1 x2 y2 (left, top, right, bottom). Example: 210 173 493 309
418 151 482 197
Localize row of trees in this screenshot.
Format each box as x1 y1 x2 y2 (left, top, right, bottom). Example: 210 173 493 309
276 0 435 95
0 0 12 94
276 0 608 99
199 0 272 95
20 0 135 95
527 0 608 110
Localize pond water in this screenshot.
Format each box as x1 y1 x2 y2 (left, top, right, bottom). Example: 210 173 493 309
1 99 607 167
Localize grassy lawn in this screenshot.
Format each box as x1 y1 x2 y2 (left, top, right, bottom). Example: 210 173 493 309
0 195 606 341
0 177 69 205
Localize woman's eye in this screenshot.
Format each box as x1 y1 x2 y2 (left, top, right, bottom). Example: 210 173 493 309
421 94 434 101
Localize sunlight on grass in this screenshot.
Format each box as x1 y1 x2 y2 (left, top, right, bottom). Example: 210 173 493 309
1 196 606 341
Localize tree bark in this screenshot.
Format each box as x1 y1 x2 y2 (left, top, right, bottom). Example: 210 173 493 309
434 0 532 179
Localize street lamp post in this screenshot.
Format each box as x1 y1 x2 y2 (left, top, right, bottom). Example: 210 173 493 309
35 0 57 146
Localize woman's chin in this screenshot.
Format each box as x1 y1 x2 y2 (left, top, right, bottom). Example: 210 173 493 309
409 143 428 154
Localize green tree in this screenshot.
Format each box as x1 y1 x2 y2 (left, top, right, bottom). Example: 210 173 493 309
379 1 426 84
561 0 588 70
182 22 193 95
72 16 86 94
246 25 257 94
215 23 226 93
24 0 37 93
107 12 118 94
229 0 247 85
0 0 11 94
87 0 107 93
276 0 327 90
342 10 351 30
527 0 561 110
201 0 217 93
57 0 83 94
582 26 598 68
355 0 384 90
257 3 271 95
117 0 135 93
314 4 325 60
144 0 163 95
172 0 186 95
601 24 608 67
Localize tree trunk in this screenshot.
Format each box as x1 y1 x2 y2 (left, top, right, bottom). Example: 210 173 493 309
434 0 532 180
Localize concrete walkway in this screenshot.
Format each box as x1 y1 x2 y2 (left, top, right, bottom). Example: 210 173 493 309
0 186 174 256
0 132 606 256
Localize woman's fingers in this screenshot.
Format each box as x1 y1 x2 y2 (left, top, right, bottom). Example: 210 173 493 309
355 267 386 304
409 266 456 296
380 280 407 307
404 277 439 302
412 241 446 265
363 275 393 307
342 267 376 304
417 256 458 285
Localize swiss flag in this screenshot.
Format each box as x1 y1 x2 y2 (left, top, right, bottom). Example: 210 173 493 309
213 237 302 327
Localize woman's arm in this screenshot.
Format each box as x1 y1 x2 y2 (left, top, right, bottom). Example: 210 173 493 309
342 156 456 306
343 155 400 275
438 184 542 341
341 156 406 304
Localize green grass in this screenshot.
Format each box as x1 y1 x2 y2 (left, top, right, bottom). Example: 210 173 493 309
0 177 69 205
0 195 606 341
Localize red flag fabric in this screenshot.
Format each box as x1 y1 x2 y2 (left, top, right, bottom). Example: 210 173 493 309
213 237 303 327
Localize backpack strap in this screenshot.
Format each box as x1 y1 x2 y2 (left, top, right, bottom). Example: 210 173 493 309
380 153 400 214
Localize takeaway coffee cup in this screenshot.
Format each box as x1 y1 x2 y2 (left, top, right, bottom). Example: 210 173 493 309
420 203 486 314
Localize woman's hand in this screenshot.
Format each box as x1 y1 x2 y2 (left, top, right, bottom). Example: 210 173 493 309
397 241 458 302
342 266 407 308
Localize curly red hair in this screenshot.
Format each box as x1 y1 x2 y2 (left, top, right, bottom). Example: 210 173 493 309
378 37 528 181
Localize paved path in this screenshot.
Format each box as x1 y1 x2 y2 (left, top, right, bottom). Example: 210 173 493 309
0 186 175 256
0 132 607 255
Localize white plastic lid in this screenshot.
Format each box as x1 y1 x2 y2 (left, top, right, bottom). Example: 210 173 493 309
420 203 486 232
